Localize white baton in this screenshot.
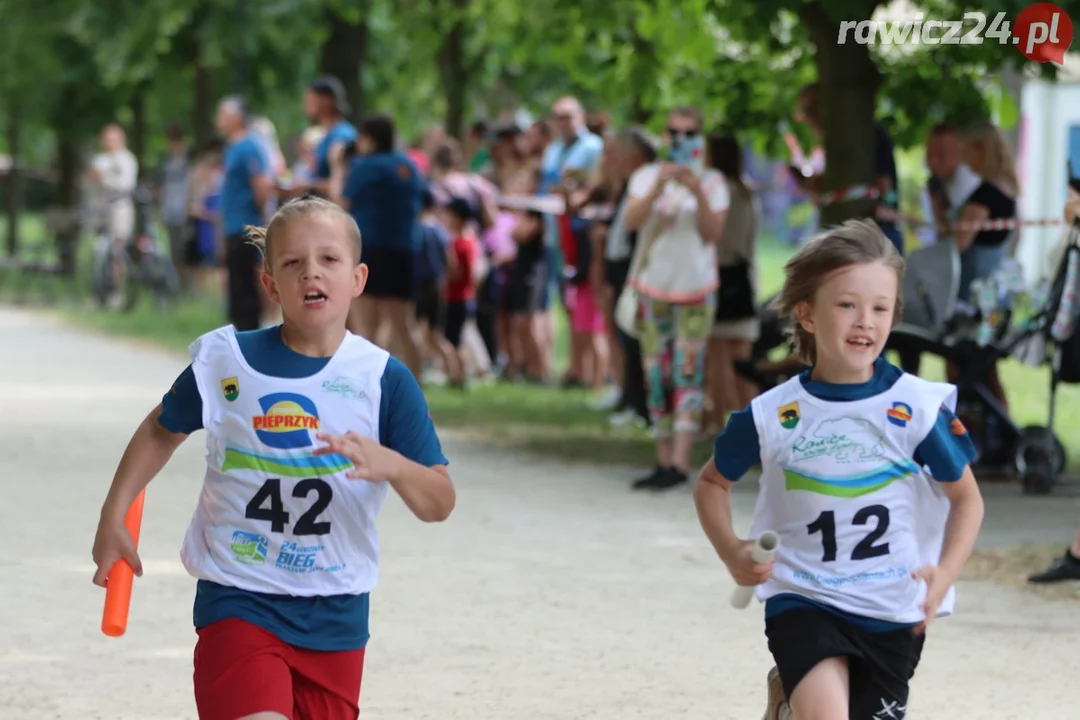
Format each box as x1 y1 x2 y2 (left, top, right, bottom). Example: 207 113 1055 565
730 531 780 609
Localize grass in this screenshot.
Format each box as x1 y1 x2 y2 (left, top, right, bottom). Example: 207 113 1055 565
4 228 1080 472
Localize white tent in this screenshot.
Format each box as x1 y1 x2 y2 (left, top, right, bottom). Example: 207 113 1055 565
1016 53 1080 285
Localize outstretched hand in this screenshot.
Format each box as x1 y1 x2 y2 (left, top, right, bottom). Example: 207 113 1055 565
314 431 401 483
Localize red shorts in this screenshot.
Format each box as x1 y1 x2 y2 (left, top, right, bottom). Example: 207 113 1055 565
193 618 365 720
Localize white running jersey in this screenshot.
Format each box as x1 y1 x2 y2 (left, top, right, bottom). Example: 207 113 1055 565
746 372 959 623
180 326 391 597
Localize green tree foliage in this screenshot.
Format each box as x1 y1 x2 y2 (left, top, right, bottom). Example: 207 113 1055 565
3 0 1079 209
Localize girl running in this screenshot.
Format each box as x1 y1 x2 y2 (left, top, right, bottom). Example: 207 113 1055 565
693 220 984 720
91 195 456 720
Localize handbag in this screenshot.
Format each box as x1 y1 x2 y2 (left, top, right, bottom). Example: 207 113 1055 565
714 185 759 322
615 213 661 338
715 261 756 321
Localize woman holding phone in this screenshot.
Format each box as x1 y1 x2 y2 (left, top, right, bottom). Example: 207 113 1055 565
621 107 730 491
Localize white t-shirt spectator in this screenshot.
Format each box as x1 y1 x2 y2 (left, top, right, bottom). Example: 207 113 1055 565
90 148 139 240
628 163 729 303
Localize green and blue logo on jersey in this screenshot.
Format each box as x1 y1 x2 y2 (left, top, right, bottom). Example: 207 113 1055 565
781 460 920 498
230 530 268 564
783 416 917 497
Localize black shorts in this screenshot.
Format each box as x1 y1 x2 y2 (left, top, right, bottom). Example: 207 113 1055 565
444 300 474 347
604 258 631 292
362 246 415 301
225 233 263 331
765 606 925 717
503 262 548 315
415 278 445 328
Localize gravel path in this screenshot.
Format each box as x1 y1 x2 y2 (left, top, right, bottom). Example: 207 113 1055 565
2 305 1078 719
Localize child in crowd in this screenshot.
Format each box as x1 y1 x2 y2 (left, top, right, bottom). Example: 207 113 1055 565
91 195 456 720
504 209 550 382
693 220 984 719
440 196 482 387
414 188 460 383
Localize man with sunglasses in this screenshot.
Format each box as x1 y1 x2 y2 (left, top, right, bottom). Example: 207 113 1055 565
539 96 605 377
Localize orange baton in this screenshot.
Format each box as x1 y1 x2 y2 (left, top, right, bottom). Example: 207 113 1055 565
101 490 146 638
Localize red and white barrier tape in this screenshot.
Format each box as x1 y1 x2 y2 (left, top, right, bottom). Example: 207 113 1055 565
497 194 614 221
949 217 1062 231
816 184 1063 232
816 184 882 206
499 190 1063 233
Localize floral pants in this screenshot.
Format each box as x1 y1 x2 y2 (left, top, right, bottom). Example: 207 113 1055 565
637 296 715 437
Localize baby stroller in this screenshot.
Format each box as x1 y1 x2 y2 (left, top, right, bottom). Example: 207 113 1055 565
886 220 1080 494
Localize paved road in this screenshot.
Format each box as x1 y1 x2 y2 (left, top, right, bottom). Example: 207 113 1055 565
2 306 1078 719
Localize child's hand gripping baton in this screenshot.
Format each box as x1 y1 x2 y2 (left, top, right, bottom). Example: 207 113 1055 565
729 531 780 610
101 490 146 637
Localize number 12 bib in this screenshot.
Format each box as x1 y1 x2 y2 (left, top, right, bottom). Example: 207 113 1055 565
180 326 391 597
747 372 957 623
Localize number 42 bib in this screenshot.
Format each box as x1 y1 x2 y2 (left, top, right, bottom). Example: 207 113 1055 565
180 326 391 597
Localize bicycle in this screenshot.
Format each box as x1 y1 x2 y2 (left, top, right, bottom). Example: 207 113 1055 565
88 184 180 312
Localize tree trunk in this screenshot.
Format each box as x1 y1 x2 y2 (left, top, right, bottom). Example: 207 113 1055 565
54 83 81 277
801 1 881 227
193 53 214 150
628 24 656 124
173 4 214 148
437 0 470 140
5 98 22 258
234 0 248 95
319 5 368 124
130 85 147 179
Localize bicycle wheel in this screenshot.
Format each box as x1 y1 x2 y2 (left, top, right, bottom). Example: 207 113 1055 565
89 240 117 308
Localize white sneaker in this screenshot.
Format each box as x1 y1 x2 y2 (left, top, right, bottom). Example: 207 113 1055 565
588 386 621 411
608 408 637 427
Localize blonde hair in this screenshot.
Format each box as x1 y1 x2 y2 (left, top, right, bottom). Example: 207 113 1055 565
964 122 1018 192
772 219 905 365
246 195 362 272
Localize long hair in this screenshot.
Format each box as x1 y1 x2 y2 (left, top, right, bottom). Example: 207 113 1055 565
964 122 1018 193
708 133 745 191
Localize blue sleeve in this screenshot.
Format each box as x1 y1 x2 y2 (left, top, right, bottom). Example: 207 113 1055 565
914 405 977 482
582 139 604 170
712 406 761 481
248 140 269 178
315 136 332 180
158 364 204 434
378 358 448 467
316 126 357 180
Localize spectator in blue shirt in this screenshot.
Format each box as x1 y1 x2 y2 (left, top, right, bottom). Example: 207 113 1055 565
332 112 425 379
299 75 358 197
215 96 273 330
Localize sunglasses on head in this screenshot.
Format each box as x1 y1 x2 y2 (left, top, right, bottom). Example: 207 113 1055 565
667 128 700 138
